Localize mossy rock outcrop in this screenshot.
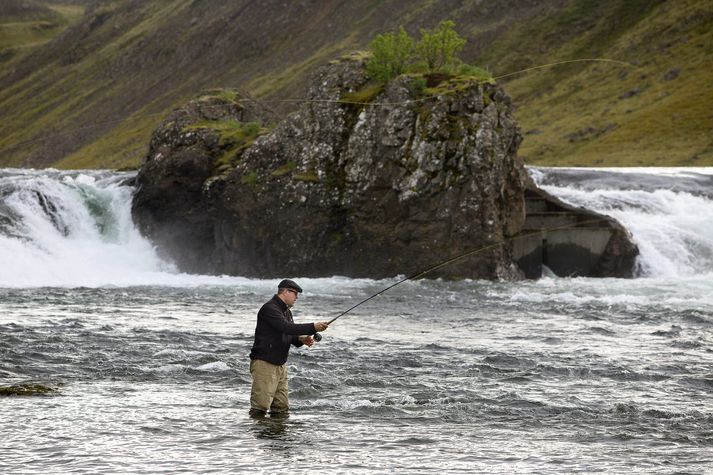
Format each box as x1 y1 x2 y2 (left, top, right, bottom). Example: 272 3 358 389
131 89 275 273
132 59 638 279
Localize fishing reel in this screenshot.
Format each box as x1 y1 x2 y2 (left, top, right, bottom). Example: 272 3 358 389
313 332 322 342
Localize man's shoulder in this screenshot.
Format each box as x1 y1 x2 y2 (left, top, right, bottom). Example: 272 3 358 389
259 296 284 315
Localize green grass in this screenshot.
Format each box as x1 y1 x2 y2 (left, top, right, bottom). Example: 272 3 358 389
485 0 713 166
56 113 160 169
243 30 361 103
340 83 384 104
0 3 84 59
198 89 243 104
1 0 711 169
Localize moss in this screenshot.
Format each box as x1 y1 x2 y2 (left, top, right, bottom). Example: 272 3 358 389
407 75 428 96
183 119 267 174
293 171 320 182
423 75 493 96
270 161 297 177
446 115 466 139
0 384 57 396
340 83 384 105
213 151 237 175
184 120 261 144
241 171 259 186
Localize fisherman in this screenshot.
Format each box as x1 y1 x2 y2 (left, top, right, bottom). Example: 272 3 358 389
249 279 329 417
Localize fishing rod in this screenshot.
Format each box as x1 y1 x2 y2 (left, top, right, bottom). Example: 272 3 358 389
312 216 613 341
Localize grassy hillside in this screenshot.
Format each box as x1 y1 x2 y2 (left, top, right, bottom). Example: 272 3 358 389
0 1 84 63
0 0 711 169
487 0 713 166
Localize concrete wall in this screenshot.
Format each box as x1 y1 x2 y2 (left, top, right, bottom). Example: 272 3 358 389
512 186 638 278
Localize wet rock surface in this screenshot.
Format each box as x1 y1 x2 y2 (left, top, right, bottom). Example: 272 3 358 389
132 58 637 279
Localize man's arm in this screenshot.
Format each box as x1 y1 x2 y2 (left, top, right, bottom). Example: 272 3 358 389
259 305 320 335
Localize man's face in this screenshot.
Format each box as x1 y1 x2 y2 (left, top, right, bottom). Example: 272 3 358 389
282 288 299 307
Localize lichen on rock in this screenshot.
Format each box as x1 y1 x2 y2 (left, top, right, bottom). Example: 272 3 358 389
131 58 637 279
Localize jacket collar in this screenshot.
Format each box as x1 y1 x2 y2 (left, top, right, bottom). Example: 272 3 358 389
271 294 289 311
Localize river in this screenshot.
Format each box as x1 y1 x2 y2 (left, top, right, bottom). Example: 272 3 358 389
1 167 711 474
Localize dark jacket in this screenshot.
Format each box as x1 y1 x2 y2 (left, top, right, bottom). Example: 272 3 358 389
249 295 316 365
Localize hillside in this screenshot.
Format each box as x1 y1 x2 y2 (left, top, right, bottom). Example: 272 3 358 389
0 0 711 169
0 0 85 63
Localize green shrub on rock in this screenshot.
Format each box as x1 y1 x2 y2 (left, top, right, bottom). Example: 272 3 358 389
366 21 474 83
415 20 467 74
366 26 414 82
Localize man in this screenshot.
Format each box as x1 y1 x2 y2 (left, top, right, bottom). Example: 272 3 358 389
249 279 329 417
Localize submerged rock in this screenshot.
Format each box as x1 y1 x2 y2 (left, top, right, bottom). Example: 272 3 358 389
0 383 57 396
132 58 638 279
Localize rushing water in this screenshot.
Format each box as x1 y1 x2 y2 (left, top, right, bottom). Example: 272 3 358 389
1 168 711 474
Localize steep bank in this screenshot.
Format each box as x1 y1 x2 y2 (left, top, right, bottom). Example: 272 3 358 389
132 58 638 279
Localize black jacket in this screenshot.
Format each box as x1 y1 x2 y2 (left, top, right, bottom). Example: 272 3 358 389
249 295 316 365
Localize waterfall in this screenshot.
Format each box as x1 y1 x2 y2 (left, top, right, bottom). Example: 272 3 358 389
1 167 712 286
0 169 175 287
530 167 713 278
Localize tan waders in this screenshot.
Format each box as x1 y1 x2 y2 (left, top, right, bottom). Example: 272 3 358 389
249 358 289 416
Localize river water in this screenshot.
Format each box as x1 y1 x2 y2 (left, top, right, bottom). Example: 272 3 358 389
1 168 711 474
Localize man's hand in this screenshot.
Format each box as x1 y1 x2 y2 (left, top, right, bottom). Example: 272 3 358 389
313 321 329 332
299 335 315 347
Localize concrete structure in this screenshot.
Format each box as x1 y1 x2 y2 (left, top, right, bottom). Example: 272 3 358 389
513 187 638 278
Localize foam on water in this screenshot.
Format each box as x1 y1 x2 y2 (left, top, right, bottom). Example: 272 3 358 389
1 167 712 474
530 167 713 278
2 167 712 288
0 170 173 287
195 361 231 372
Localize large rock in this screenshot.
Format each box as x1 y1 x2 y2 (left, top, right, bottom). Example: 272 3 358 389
132 57 637 279
131 90 275 273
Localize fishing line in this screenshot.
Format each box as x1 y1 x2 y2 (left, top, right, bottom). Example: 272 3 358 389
492 58 634 81
0 57 634 158
311 216 614 341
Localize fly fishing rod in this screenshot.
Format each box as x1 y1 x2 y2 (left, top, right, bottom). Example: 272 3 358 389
312 217 614 341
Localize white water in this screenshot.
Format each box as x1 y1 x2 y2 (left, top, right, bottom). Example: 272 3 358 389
0 169 180 287
530 167 713 279
0 169 397 290
2 167 712 474
1 167 712 287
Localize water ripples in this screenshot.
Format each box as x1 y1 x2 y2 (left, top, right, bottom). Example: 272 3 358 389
2 282 712 474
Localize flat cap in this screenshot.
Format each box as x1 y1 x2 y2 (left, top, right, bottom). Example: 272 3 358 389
278 279 302 293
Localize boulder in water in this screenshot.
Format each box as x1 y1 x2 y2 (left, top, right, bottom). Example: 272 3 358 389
132 57 638 279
